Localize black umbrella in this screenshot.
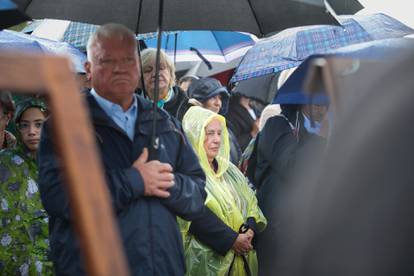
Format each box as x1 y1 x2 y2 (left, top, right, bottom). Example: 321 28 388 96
14 0 363 37
232 72 280 104
0 0 30 30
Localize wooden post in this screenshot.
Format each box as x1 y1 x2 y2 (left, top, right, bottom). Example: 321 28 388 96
0 53 130 276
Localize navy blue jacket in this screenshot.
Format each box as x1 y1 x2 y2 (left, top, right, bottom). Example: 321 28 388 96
37 93 207 275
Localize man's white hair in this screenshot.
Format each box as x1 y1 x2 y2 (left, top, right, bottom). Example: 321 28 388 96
86 23 137 61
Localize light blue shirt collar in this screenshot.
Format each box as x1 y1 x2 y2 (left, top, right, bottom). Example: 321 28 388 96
91 89 138 140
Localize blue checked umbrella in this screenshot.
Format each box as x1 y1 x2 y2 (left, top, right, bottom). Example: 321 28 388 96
22 20 176 52
273 37 414 105
231 13 414 83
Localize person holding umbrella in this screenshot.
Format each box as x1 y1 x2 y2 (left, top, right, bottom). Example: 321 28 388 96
37 23 208 275
252 68 328 275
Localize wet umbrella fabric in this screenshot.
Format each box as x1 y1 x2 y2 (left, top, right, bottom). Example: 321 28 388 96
14 0 363 37
0 30 87 73
21 19 170 52
273 37 414 105
231 13 414 82
0 0 30 30
144 30 255 63
232 73 280 104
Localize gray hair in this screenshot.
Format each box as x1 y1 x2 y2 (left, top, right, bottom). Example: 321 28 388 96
141 48 176 89
86 23 137 61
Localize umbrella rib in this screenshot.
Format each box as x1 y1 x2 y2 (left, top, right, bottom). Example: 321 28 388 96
21 0 33 11
245 0 264 37
135 0 144 33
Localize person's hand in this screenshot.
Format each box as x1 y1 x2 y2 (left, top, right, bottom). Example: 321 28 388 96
232 233 253 255
132 148 175 198
246 229 255 240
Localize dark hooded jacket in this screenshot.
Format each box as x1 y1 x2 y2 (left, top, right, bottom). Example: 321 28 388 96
37 93 208 275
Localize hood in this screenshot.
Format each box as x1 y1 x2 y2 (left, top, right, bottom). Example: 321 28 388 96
182 106 230 177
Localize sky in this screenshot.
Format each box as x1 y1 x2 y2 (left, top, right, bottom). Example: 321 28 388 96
357 0 414 28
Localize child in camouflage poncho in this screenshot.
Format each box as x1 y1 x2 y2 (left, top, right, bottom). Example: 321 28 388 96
0 99 53 275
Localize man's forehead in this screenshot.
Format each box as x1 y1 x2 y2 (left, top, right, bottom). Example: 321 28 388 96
93 38 137 55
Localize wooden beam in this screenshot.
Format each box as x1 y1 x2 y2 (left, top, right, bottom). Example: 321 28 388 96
0 53 130 276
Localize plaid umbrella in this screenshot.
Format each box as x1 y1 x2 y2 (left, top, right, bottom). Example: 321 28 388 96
22 19 176 52
231 13 414 82
273 37 414 105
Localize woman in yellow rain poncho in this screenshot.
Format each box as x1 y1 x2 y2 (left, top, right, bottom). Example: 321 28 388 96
182 106 267 276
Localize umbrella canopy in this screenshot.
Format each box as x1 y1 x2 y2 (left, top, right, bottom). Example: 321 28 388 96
0 0 30 30
144 30 255 63
232 13 414 82
21 19 163 52
232 72 280 104
0 29 87 73
273 37 414 105
14 0 363 37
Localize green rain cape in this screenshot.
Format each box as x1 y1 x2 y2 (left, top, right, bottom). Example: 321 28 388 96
182 106 267 276
0 145 52 275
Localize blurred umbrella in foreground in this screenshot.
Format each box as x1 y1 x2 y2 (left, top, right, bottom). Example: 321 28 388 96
268 49 414 276
0 29 86 73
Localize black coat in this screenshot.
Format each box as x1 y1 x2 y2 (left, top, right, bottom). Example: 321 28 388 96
164 86 192 122
37 93 208 275
252 113 325 276
225 98 255 152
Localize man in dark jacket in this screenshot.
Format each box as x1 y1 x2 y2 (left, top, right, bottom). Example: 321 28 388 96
37 23 219 276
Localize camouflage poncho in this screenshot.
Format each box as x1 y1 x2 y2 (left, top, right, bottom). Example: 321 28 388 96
0 145 53 275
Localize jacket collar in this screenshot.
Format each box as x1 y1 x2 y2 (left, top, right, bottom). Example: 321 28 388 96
85 91 175 137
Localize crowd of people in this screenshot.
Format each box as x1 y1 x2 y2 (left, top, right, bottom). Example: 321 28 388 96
0 23 330 275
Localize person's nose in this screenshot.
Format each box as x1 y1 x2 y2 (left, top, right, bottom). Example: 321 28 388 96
28 124 38 136
113 60 128 72
213 133 221 143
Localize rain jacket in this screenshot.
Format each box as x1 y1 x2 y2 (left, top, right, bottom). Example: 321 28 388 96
37 93 207 275
182 106 267 276
0 145 53 275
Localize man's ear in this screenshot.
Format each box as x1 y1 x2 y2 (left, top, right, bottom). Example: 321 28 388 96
84 61 92 81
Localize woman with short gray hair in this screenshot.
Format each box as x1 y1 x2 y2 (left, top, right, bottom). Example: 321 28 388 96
140 48 191 121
